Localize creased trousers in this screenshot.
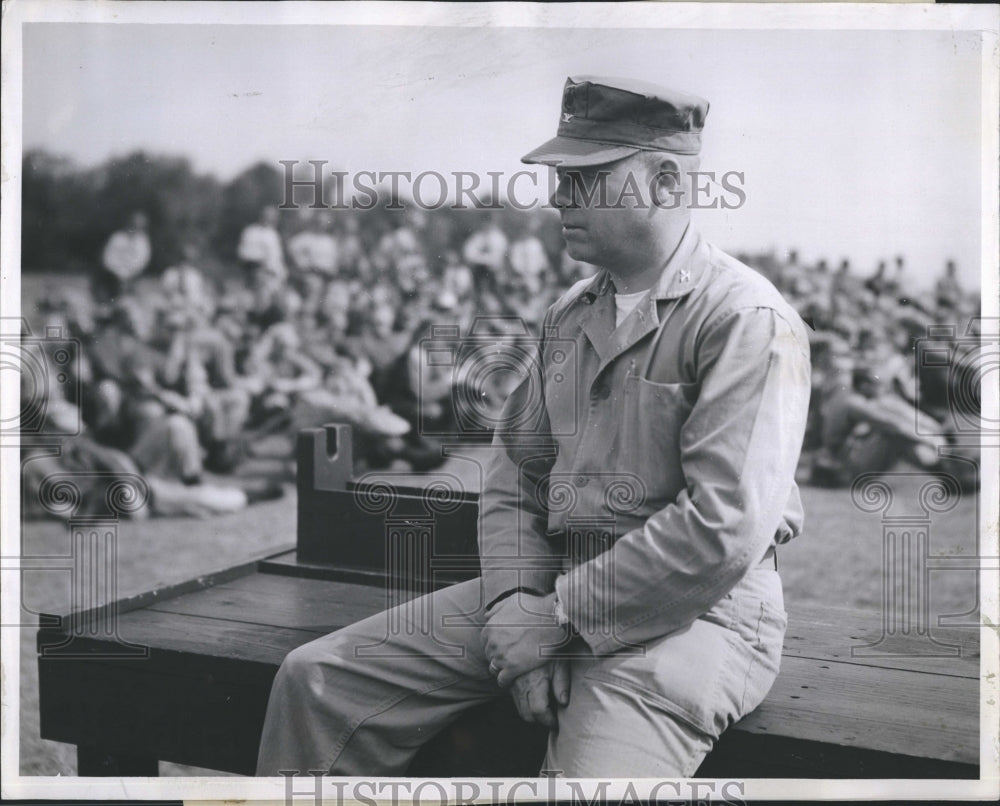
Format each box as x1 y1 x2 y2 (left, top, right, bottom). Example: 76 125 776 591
256 564 786 778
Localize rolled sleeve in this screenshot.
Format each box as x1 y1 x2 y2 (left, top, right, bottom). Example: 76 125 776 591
556 306 811 655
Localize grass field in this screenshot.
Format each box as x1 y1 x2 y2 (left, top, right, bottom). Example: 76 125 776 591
14 456 981 777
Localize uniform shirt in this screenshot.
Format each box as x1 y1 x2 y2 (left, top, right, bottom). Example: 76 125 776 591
478 226 811 655
614 289 648 327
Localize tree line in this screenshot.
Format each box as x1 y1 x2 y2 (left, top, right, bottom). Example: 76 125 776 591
21 149 287 275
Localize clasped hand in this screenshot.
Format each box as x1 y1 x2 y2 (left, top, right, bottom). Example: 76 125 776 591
482 591 573 727
481 592 569 688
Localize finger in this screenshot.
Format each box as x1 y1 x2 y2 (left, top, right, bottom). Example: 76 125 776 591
551 659 571 707
527 680 555 728
496 667 514 689
511 686 534 723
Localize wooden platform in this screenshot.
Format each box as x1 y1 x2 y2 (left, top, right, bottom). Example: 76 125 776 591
37 426 981 778
37 547 979 778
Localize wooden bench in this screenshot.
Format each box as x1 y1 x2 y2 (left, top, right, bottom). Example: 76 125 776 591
37 425 980 778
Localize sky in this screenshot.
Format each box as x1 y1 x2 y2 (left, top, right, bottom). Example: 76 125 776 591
21 22 986 289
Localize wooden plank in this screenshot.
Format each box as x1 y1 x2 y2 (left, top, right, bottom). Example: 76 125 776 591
143 572 979 679
696 730 977 779
41 607 321 669
50 571 981 682
786 604 979 679
145 573 397 634
736 654 979 766
41 598 979 767
39 567 981 776
36 544 292 624
260 549 486 589
259 549 394 586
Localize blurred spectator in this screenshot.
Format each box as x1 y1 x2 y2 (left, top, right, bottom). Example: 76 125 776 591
162 245 215 321
350 293 411 388
238 206 286 285
158 303 254 473
508 217 550 297
23 405 279 519
288 212 339 278
289 354 411 470
373 210 425 280
335 214 371 280
810 354 947 487
864 260 890 299
935 260 963 310
244 322 322 432
462 213 508 298
95 211 151 304
372 327 455 471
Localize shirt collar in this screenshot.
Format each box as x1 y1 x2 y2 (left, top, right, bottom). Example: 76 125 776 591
577 224 706 305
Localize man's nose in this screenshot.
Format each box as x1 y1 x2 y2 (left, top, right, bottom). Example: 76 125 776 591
550 174 575 210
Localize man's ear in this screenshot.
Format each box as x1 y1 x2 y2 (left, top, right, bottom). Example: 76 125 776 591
650 156 685 210
653 157 682 192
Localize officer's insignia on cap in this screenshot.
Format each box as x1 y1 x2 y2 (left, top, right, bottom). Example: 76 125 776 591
522 75 710 168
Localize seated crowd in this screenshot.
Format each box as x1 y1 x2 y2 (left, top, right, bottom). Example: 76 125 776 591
23 204 981 519
748 251 981 492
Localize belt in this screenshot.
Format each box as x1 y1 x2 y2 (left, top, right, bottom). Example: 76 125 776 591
760 545 778 570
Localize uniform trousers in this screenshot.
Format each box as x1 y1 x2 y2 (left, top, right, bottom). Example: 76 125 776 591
256 563 786 778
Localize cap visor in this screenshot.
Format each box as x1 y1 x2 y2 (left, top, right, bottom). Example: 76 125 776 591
520 136 638 168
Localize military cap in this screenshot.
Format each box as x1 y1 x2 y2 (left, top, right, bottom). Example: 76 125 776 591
521 75 710 167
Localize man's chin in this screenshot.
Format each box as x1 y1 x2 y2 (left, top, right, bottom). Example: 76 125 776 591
563 239 595 264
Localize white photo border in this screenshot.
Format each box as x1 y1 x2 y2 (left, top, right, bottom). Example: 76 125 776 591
2 1 997 802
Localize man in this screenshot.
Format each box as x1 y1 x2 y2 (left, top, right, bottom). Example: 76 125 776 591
95 210 151 304
462 211 509 298
257 75 811 777
238 205 286 285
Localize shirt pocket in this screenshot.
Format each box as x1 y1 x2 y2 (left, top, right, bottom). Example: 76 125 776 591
610 373 695 514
